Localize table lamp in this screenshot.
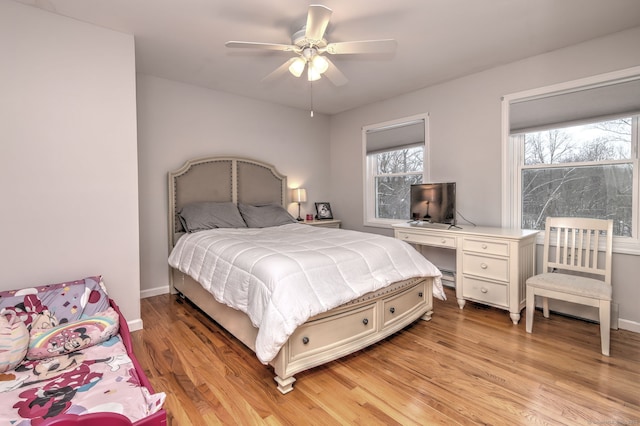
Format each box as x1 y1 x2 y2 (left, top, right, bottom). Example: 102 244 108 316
292 188 307 221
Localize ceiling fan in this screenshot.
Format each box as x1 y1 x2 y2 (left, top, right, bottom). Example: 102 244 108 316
225 4 397 86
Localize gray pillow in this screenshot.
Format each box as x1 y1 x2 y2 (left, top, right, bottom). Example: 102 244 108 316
178 202 247 232
238 203 296 228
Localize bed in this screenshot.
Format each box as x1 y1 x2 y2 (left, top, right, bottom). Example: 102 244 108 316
0 276 166 425
167 156 444 394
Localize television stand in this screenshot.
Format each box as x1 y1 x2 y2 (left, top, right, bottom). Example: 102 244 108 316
393 223 538 324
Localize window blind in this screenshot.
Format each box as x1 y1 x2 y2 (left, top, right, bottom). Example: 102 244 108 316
510 77 640 134
365 119 425 154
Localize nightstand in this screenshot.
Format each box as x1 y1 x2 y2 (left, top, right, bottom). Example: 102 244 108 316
303 219 341 228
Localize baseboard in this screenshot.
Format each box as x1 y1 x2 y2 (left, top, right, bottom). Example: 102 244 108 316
141 285 171 299
619 319 640 333
127 318 143 332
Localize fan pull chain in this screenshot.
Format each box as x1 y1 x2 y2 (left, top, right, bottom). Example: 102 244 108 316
310 80 314 117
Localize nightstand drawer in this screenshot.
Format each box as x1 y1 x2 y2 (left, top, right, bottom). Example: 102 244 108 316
395 231 456 248
462 252 509 282
462 237 509 256
304 219 341 228
462 277 508 307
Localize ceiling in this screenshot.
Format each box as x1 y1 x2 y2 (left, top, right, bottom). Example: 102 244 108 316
14 0 640 115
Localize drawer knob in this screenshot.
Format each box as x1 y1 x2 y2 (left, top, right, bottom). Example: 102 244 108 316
418 292 423 298
480 263 488 269
481 287 488 293
482 244 488 249
441 239 446 244
302 336 309 344
362 318 369 325
389 307 395 314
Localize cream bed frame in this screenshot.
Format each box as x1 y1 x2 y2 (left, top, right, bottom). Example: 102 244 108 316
168 156 435 394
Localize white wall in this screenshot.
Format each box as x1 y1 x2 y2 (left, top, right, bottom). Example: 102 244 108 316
136 75 331 297
329 27 640 329
0 2 141 326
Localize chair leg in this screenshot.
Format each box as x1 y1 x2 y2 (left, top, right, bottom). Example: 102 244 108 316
525 286 534 333
542 297 550 318
599 300 611 356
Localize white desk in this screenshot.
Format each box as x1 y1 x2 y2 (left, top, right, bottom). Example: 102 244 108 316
393 223 538 324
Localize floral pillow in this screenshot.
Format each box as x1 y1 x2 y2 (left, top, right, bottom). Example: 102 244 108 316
26 307 119 360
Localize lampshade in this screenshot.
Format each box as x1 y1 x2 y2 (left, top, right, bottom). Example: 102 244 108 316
288 57 306 78
311 55 329 74
292 188 307 203
307 66 321 82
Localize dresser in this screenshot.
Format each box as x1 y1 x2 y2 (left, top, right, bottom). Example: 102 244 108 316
393 223 538 324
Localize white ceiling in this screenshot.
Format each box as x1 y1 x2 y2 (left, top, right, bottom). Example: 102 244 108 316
14 0 640 115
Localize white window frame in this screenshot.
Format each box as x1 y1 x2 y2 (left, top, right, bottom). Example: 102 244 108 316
501 67 640 254
363 114 430 228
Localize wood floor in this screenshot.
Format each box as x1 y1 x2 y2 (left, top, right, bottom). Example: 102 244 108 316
132 287 640 425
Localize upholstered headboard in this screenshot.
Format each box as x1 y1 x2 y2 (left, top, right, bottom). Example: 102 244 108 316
167 156 288 249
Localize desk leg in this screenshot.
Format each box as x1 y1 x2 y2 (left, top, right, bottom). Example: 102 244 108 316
509 312 521 324
457 298 465 309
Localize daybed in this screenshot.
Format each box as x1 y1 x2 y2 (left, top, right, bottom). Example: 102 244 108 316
167 156 445 394
0 276 166 425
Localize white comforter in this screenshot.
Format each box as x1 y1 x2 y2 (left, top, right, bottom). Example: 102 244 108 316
168 223 444 363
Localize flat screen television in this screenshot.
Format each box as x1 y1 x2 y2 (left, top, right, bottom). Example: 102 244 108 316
410 182 456 225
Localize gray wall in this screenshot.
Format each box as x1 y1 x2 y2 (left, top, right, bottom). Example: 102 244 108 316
4 0 638 332
329 27 640 330
136 75 331 297
0 1 141 326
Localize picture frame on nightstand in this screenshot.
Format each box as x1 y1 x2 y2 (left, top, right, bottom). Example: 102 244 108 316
315 202 333 219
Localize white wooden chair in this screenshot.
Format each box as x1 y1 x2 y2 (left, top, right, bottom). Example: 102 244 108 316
525 217 614 356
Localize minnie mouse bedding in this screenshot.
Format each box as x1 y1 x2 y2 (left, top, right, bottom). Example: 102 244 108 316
0 276 166 425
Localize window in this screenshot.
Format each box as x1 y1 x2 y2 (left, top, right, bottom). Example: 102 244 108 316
370 145 424 219
517 117 636 236
502 68 640 253
363 115 428 227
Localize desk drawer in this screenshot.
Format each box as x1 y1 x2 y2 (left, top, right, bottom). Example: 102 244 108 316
462 277 508 307
462 237 509 256
462 252 509 282
395 231 456 248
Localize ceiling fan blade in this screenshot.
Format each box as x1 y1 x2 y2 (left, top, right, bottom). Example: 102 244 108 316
262 58 300 83
325 39 397 55
225 41 298 52
322 57 348 86
305 5 332 42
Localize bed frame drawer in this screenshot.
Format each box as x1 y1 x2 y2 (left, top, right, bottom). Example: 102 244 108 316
288 303 377 362
382 281 427 328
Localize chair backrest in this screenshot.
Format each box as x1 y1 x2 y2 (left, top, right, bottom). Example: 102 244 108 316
542 217 613 285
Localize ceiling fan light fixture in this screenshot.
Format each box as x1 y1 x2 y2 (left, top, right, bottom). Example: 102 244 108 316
226 4 396 87
311 55 329 74
289 57 306 77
